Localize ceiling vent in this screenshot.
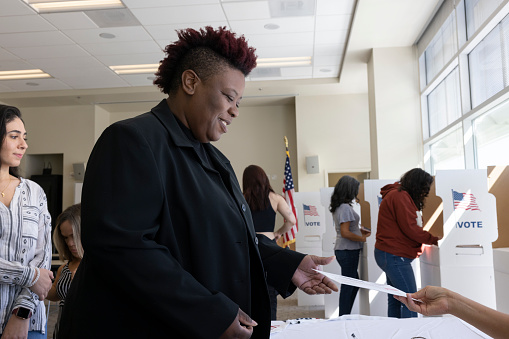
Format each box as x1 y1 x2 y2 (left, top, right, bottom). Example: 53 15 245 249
269 0 316 17
250 67 282 78
85 8 141 28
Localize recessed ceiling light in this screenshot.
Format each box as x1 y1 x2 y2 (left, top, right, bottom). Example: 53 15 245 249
109 64 159 75
26 82 40 86
26 0 124 14
0 69 52 80
147 76 156 81
264 23 280 30
320 68 332 73
99 32 116 39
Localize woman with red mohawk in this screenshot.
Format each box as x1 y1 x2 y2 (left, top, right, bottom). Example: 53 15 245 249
60 26 337 339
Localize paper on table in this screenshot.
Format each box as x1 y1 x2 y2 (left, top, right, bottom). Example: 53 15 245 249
313 269 408 297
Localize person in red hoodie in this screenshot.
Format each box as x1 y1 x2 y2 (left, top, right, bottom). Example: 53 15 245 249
374 168 440 318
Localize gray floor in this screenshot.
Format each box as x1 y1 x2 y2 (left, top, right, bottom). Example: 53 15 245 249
44 292 325 337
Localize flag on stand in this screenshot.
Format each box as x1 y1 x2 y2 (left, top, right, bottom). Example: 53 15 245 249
282 137 298 248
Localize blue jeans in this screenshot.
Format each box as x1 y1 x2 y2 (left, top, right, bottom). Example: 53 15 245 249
374 248 417 318
335 249 361 315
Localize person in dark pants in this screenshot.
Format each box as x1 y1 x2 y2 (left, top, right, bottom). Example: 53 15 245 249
329 176 370 316
375 168 440 318
242 164 297 320
59 26 337 339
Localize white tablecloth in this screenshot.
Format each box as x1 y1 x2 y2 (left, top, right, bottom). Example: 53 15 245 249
270 315 492 339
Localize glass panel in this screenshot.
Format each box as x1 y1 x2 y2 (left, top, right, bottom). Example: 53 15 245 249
465 0 504 38
469 24 505 107
430 125 465 173
425 12 458 84
473 101 509 168
427 67 462 136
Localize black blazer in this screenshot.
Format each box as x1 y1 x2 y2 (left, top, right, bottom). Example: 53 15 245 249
59 99 305 338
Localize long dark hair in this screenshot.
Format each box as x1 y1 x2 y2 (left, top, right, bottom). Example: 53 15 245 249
329 175 360 213
242 165 274 212
399 168 433 210
0 105 23 178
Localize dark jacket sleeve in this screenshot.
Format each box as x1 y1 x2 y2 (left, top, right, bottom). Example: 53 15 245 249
256 234 306 297
79 122 238 338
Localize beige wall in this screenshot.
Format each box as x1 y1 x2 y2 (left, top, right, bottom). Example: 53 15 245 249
21 105 96 209
295 93 371 192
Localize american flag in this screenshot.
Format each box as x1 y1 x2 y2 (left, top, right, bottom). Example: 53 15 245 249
282 152 298 248
452 190 481 211
303 204 319 216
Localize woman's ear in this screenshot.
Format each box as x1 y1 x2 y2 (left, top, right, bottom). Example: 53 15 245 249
181 70 200 95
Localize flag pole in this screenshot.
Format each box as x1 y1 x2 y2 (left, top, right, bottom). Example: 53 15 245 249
282 136 298 248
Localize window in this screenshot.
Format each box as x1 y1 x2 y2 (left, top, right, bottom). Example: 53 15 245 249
473 100 509 168
465 0 504 38
427 67 462 135
430 124 466 173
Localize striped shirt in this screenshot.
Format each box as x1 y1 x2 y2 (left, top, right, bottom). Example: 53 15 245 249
0 178 52 334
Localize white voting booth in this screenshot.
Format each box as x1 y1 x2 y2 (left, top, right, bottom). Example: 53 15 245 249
319 187 365 318
294 192 326 306
420 169 498 309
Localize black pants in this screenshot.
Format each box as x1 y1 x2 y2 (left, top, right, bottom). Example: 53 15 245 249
267 284 278 320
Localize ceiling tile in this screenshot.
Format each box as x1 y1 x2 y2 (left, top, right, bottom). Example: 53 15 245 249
247 32 314 47
255 45 313 58
0 0 37 17
27 56 105 74
131 4 226 26
280 66 312 77
0 83 14 92
62 26 153 44
80 40 162 56
41 12 98 30
2 78 72 92
0 15 56 34
122 0 218 8
315 15 351 32
120 73 157 86
9 45 90 60
145 21 229 41
314 30 348 45
316 0 355 16
95 52 165 66
0 59 38 71
313 55 341 67
229 17 315 35
0 48 18 60
56 70 130 89
314 43 345 57
222 1 270 21
0 31 74 48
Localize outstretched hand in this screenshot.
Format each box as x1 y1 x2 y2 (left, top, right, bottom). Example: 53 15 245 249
394 285 450 316
291 255 338 295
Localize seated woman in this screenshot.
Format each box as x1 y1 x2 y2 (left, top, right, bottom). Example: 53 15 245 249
47 204 82 339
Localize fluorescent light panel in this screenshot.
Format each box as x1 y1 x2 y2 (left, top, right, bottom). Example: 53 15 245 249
257 56 312 68
0 69 52 80
109 64 159 75
26 0 124 13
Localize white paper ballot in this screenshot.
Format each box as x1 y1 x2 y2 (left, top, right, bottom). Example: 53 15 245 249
314 269 408 297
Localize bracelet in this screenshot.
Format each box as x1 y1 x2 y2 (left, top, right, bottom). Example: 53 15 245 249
27 267 40 288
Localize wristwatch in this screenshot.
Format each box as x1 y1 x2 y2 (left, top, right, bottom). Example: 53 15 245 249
12 307 32 320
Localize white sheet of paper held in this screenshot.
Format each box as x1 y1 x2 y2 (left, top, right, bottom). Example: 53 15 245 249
313 269 408 297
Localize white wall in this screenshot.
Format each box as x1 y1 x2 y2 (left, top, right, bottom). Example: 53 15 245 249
368 47 424 179
295 93 371 192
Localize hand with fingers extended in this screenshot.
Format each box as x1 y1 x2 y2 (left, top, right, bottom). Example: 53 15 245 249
291 255 338 295
219 308 257 339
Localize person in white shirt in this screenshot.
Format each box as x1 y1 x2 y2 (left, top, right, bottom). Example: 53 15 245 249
0 104 53 339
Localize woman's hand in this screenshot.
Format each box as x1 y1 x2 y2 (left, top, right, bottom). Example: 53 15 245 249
394 285 450 316
2 314 30 339
292 255 338 295
219 308 257 339
29 268 54 300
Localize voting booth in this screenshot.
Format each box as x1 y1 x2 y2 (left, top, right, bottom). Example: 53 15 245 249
294 191 326 306
319 187 366 318
420 169 498 309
